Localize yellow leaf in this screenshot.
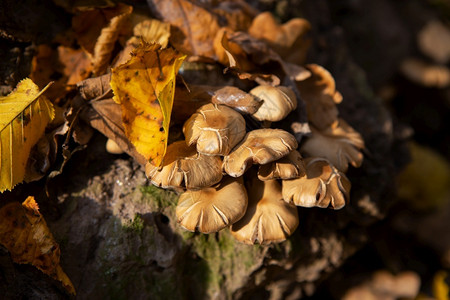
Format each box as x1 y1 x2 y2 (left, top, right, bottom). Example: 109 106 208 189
0 196 75 295
0 79 55 192
110 42 185 166
433 271 449 300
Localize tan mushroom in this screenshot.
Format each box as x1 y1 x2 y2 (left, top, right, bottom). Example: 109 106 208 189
210 86 263 115
300 118 364 172
282 157 351 209
176 177 248 233
145 141 222 189
258 150 306 181
249 85 297 122
296 64 342 129
223 129 298 177
231 176 299 244
183 103 246 156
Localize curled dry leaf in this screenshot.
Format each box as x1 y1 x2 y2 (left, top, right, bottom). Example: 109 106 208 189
176 176 248 233
249 11 311 65
231 177 299 245
0 79 54 192
250 85 297 122
223 129 298 177
0 196 75 294
296 64 343 130
183 103 246 156
110 42 186 167
148 0 221 58
113 18 171 67
301 119 365 172
212 1 256 32
145 141 223 190
418 20 450 64
400 57 450 88
258 150 305 181
282 157 351 209
73 3 133 75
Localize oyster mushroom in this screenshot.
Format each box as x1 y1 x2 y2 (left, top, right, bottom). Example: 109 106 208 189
296 64 342 129
223 128 298 177
183 103 246 156
258 150 306 181
250 85 297 122
300 119 364 172
145 141 222 189
231 176 299 245
282 157 351 209
176 177 248 233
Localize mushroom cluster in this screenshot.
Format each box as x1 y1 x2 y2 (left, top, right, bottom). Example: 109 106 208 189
145 72 365 244
139 12 366 245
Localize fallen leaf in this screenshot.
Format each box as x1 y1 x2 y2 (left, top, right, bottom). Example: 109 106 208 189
148 0 221 58
0 79 55 192
249 12 311 65
72 3 133 75
113 18 171 67
80 97 147 165
110 42 185 166
0 196 75 295
216 29 309 85
30 45 93 102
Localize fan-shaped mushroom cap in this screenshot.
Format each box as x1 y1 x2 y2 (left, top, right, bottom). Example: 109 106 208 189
296 64 342 129
258 150 306 181
250 85 297 122
176 177 248 233
231 177 299 244
210 86 263 114
145 141 223 189
183 103 246 156
223 129 298 177
300 119 364 172
282 157 351 209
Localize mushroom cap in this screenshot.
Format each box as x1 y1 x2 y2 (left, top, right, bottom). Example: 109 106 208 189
282 157 351 209
223 128 298 177
211 86 263 115
296 64 342 129
300 119 364 172
250 85 297 122
176 176 248 233
145 141 223 189
183 103 246 156
258 150 306 180
231 177 299 244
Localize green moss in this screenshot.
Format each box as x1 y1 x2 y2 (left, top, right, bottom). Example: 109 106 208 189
122 214 145 234
139 185 178 209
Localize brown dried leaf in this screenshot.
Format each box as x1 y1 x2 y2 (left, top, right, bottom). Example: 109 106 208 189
249 12 311 65
0 197 75 294
72 3 133 75
215 29 309 85
30 45 92 101
79 97 147 165
148 0 221 58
